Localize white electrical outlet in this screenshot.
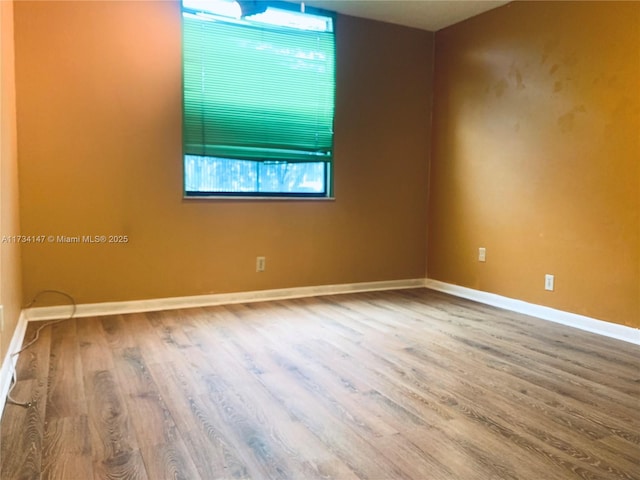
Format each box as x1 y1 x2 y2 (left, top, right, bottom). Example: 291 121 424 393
478 247 486 262
0 305 4 332
545 274 555 291
256 256 266 272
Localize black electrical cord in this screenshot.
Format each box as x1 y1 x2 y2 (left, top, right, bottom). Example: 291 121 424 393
6 290 76 408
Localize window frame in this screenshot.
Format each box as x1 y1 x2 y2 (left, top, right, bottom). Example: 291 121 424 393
181 1 336 200
183 157 333 199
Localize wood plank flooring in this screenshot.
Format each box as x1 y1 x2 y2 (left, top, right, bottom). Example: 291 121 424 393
1 288 638 479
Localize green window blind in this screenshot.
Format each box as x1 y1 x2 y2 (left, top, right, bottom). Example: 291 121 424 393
183 6 336 164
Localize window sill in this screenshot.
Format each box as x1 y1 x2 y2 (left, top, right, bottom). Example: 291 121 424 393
183 195 335 202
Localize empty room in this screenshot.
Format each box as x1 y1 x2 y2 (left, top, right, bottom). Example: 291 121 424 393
0 0 638 478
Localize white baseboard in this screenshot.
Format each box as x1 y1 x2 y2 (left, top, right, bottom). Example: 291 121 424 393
23 278 427 322
0 311 29 419
425 279 640 346
22 278 639 346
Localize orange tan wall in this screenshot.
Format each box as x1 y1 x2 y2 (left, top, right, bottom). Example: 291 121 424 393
1 0 22 361
14 1 433 305
428 1 639 328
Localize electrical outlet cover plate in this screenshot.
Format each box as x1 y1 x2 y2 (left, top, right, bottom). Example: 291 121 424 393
545 274 554 291
478 247 486 262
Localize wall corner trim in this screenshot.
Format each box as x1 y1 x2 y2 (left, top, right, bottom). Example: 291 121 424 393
0 311 30 419
425 279 640 346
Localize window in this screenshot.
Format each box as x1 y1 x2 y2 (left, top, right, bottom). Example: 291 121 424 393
182 0 336 198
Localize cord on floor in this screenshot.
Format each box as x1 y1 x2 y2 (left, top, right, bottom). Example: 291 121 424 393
6 290 77 408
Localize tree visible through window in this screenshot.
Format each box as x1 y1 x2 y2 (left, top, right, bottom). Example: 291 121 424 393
182 0 336 197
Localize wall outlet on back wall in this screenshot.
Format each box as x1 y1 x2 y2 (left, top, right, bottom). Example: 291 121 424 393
0 305 4 332
256 256 266 272
545 274 555 291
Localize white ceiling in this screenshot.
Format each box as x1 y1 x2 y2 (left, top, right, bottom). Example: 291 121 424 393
284 0 510 32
